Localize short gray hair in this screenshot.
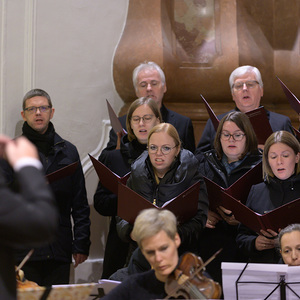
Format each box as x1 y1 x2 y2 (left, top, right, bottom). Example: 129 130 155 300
132 61 166 91
22 89 52 110
229 65 263 89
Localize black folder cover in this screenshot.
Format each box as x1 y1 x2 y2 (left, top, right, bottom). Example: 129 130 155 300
117 181 201 224
221 191 300 233
106 99 127 136
204 162 262 210
89 154 130 194
200 95 273 144
46 161 78 184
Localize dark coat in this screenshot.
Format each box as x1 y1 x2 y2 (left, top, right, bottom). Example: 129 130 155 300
197 149 262 187
112 149 208 279
196 150 262 285
16 132 91 263
120 149 208 253
0 166 57 300
236 173 300 263
196 108 293 153
102 269 166 300
93 136 147 278
104 104 195 153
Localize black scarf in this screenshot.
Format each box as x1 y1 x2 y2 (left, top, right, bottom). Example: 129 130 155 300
22 121 55 156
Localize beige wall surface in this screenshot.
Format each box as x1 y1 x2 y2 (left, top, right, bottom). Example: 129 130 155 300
0 0 129 283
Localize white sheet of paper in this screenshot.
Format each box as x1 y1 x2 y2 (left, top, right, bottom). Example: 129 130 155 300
222 263 300 300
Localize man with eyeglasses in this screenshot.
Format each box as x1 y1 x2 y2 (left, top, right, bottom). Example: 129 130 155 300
5 89 91 286
196 65 293 153
105 61 195 153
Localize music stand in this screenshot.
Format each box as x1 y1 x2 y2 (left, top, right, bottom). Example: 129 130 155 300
222 262 300 300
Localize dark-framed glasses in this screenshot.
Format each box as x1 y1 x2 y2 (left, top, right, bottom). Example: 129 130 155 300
148 144 177 155
131 114 154 124
24 106 51 114
232 80 259 91
220 132 245 141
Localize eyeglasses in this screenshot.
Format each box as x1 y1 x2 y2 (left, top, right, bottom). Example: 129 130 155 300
24 106 51 114
220 132 245 141
232 80 259 91
148 144 177 155
131 114 154 124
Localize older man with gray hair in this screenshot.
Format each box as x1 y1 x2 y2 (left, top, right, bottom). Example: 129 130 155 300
105 61 195 153
196 65 293 153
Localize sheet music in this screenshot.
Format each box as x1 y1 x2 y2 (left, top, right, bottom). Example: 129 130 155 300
222 263 300 300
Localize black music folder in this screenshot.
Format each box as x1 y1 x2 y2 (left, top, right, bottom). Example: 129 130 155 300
200 95 273 144
277 76 300 114
200 94 219 131
244 107 273 144
204 162 262 211
117 181 201 224
89 154 130 194
221 191 300 233
293 127 300 139
106 99 127 136
46 161 79 184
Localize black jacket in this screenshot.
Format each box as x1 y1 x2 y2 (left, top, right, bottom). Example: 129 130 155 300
120 149 208 252
93 136 147 278
94 136 146 216
104 104 195 153
16 132 91 263
196 150 262 284
236 173 300 263
197 150 262 188
196 108 293 153
0 165 57 300
102 269 166 300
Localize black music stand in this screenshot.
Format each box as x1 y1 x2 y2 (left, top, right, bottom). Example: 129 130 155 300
222 262 300 300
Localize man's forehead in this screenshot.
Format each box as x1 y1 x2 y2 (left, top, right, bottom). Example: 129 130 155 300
25 96 49 105
234 72 257 82
138 69 161 82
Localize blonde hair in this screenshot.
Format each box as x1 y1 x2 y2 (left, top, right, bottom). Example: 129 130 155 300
147 123 181 149
131 208 177 249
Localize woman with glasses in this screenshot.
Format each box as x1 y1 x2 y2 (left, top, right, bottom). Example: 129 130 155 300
195 111 262 287
93 97 161 279
237 131 300 264
113 123 208 280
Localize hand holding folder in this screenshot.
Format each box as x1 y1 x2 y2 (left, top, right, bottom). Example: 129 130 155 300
221 192 300 233
46 161 79 184
117 181 201 225
89 154 130 194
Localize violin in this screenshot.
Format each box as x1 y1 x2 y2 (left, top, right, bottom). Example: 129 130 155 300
16 267 39 290
164 252 222 299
